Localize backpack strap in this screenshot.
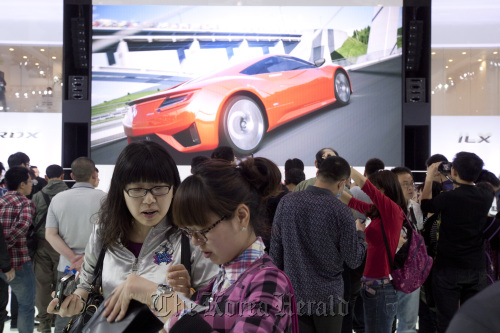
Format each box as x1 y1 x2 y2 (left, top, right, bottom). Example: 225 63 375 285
181 234 192 276
380 219 395 270
409 206 418 231
90 247 107 292
32 191 52 234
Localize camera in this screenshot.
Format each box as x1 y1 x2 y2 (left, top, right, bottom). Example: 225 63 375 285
54 273 76 310
438 162 452 174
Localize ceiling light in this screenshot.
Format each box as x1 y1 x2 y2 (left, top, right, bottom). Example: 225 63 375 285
431 52 436 55
445 65 449 69
40 49 45 52
23 56 28 59
478 59 482 62
51 56 57 60
494 51 498 55
9 48 14 51
448 59 453 62
462 52 466 55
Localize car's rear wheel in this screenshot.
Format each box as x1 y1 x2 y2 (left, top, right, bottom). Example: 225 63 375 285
222 96 265 154
334 70 351 105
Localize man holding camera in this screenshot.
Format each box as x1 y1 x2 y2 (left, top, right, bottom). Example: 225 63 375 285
420 151 494 333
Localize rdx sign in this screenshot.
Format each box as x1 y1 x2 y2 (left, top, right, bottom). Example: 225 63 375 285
458 135 491 143
0 131 39 139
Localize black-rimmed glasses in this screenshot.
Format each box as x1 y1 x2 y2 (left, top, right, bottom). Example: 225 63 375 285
125 185 172 198
179 216 226 243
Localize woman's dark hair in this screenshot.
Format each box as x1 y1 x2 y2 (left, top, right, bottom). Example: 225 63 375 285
315 147 339 167
284 158 304 172
98 141 181 248
367 170 408 218
476 169 500 187
172 158 281 236
365 158 385 177
284 168 305 186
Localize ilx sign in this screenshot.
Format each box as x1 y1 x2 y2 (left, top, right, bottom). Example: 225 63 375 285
458 135 491 143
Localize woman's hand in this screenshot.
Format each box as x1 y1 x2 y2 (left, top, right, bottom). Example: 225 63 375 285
167 264 191 298
102 274 156 323
47 290 88 317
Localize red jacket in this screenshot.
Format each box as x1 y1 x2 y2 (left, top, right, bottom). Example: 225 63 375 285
348 180 403 278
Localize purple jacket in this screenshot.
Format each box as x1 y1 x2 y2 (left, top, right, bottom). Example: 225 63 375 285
169 254 295 332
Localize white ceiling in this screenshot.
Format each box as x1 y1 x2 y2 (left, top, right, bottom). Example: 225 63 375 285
0 0 499 46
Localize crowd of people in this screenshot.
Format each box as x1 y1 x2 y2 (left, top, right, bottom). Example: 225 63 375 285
0 144 498 333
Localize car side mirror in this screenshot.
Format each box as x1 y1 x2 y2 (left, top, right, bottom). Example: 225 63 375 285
314 58 325 67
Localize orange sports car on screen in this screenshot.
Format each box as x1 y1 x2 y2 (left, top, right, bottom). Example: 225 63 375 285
123 54 352 154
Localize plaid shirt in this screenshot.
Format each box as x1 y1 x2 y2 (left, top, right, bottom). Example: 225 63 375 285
169 239 294 332
0 191 35 269
215 237 266 293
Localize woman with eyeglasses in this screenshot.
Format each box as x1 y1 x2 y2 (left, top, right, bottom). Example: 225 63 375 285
166 158 297 332
47 141 218 323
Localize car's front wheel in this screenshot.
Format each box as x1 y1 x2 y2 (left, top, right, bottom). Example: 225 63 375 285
221 96 265 154
334 70 351 105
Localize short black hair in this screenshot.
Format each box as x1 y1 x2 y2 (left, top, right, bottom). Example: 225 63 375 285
8 152 30 168
317 156 350 183
476 169 500 187
391 166 413 176
365 158 385 177
284 158 304 172
425 154 448 168
284 168 306 186
5 166 30 191
46 164 64 179
452 151 484 182
191 155 209 173
0 162 5 173
71 157 96 182
211 146 235 162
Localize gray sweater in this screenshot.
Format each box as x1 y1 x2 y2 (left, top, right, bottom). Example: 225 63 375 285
270 185 367 315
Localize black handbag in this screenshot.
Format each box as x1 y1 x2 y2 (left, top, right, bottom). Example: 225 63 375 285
63 247 106 333
82 299 164 333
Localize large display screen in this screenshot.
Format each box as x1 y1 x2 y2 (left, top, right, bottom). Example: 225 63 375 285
90 0 403 167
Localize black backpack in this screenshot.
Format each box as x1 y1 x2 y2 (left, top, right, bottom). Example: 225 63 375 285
27 191 51 259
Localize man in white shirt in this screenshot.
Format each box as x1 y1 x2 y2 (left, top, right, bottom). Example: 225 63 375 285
45 157 106 332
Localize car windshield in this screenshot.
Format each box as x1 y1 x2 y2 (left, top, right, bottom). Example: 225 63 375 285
241 56 315 75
